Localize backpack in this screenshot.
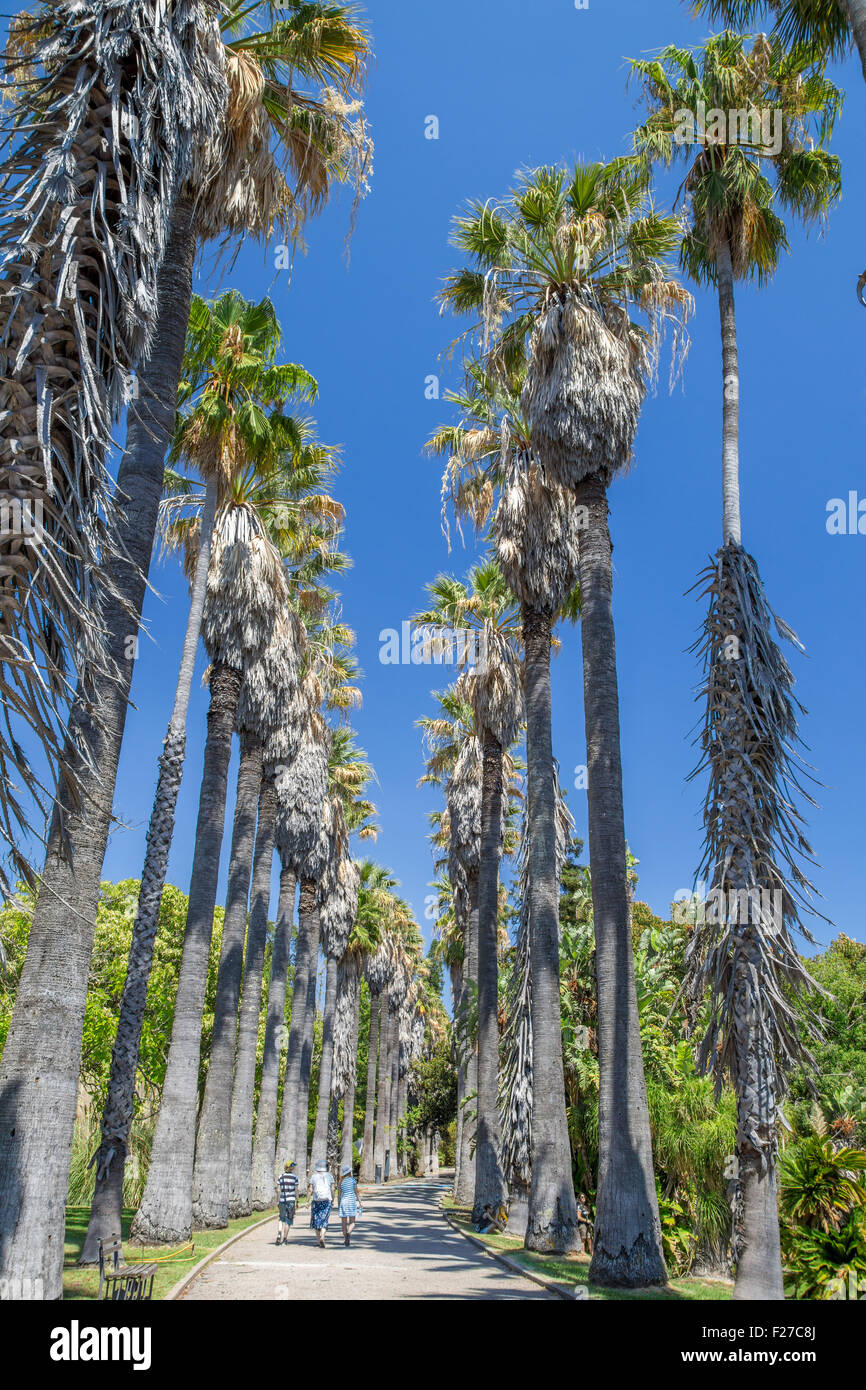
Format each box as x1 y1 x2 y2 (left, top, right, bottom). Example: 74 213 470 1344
312 1171 331 1201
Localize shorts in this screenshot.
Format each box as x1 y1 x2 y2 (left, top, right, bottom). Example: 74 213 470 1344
279 1199 296 1226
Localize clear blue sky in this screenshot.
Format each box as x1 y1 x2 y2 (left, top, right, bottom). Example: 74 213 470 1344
96 0 864 955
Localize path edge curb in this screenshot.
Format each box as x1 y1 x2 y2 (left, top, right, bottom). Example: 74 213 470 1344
165 1211 277 1301
440 1207 584 1301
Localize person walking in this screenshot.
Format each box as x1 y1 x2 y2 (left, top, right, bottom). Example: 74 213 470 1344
276 1161 299 1245
309 1159 335 1248
338 1164 359 1248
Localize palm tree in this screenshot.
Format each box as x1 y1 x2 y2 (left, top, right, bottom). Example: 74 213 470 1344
0 0 225 891
336 863 387 1171
359 914 396 1182
631 32 841 1299
309 729 376 1165
0 1 225 1299
443 158 692 1281
273 706 332 1176
693 0 866 84
130 506 292 1244
83 294 318 1255
1 0 372 1293
432 357 584 1247
193 621 303 1227
414 565 522 1222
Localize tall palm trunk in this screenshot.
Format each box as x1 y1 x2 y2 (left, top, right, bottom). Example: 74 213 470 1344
453 872 479 1206
717 240 741 546
276 879 321 1174
449 959 465 1197
191 735 264 1228
358 991 380 1182
0 198 197 1297
131 658 243 1245
228 774 276 1217
250 866 296 1208
472 731 508 1222
309 953 340 1165
522 605 579 1252
575 478 666 1287
373 992 392 1183
340 979 362 1172
82 456 217 1262
842 0 866 80
386 1006 400 1179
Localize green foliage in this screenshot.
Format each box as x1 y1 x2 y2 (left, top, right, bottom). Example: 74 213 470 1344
783 1209 866 1301
779 1136 866 1233
1 878 225 1112
409 1037 458 1135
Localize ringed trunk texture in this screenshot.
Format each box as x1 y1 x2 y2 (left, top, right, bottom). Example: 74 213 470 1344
227 775 276 1217
340 982 362 1173
130 660 243 1245
472 731 508 1223
275 880 321 1178
357 991 380 1182
717 238 741 547
453 874 479 1206
191 736 263 1228
576 478 666 1288
522 605 579 1252
0 197 197 1296
309 953 339 1166
82 451 216 1264
250 866 296 1209
373 992 392 1184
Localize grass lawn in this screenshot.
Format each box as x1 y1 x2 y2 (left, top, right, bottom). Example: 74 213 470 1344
442 1200 732 1302
63 1204 289 1301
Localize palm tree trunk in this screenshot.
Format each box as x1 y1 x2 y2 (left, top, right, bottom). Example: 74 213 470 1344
717 238 742 547
309 953 340 1165
340 978 362 1172
250 866 296 1209
522 604 579 1252
735 1156 784 1300
574 479 666 1287
358 990 380 1182
842 0 866 80
453 871 479 1207
0 197 198 1296
276 879 321 1176
397 1072 409 1176
386 1008 401 1180
472 731 508 1222
327 1095 341 1173
131 659 243 1245
373 992 392 1183
82 460 217 1263
227 774 277 1217
191 736 264 1228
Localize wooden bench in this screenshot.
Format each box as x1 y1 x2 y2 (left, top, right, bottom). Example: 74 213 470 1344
97 1235 157 1302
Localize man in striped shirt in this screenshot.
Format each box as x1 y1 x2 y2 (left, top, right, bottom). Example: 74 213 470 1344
277 1161 299 1244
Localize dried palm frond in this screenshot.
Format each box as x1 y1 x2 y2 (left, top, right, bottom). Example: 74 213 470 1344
684 541 825 1172
522 290 646 490
318 842 359 960
0 0 226 887
493 438 581 617
365 933 394 995
200 503 290 671
236 606 304 747
274 711 330 877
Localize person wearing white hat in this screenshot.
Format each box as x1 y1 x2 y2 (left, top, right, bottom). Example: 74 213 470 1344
308 1159 335 1248
338 1164 359 1248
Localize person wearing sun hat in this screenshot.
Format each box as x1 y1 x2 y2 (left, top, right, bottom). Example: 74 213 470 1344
308 1159 335 1248
338 1163 359 1247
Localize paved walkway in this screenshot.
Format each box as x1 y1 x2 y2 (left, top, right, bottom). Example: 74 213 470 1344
181 1176 551 1301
